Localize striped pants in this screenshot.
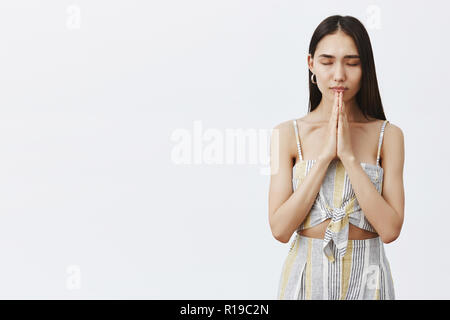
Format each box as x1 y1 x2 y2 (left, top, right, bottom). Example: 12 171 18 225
277 233 395 300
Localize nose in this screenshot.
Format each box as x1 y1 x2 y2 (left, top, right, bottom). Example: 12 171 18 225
333 62 346 82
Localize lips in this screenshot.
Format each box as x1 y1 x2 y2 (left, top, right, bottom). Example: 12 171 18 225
332 87 347 93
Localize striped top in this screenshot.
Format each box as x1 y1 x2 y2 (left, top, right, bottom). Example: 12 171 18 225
292 119 389 263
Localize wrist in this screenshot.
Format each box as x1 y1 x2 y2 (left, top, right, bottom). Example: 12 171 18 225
318 155 334 165
341 154 357 166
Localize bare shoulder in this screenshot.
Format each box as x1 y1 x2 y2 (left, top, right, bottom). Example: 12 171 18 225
384 121 404 146
273 118 293 132
381 121 405 168
272 116 313 138
272 119 293 147
273 118 295 142
271 118 304 162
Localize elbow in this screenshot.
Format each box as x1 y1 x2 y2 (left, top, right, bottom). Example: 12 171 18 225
381 228 401 244
269 213 290 243
275 233 290 244
382 210 404 244
271 228 290 244
381 235 395 244
269 209 296 243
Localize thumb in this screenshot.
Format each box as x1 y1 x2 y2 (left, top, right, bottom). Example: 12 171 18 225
333 93 339 119
337 107 342 131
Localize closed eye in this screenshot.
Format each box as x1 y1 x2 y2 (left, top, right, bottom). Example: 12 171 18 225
322 63 359 66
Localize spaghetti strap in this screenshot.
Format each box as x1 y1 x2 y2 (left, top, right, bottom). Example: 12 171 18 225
292 120 303 161
376 120 389 167
278 119 396 299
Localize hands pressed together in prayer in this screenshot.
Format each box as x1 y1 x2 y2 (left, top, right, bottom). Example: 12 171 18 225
319 90 355 163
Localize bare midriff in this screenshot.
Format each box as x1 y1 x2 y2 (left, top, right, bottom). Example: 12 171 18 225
298 218 379 240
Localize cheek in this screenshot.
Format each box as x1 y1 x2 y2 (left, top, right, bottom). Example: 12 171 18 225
351 68 362 80
348 69 362 87
314 64 329 74
315 69 332 84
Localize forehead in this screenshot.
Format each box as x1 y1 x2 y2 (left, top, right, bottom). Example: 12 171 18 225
316 32 359 58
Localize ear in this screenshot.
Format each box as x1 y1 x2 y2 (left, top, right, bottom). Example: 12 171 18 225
307 54 314 73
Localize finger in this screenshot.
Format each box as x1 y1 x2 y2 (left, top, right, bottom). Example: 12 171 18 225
337 100 341 125
335 92 340 113
338 92 341 111
332 91 339 120
339 95 345 122
334 90 339 109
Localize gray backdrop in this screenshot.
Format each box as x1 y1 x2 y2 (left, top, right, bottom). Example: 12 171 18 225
0 0 447 299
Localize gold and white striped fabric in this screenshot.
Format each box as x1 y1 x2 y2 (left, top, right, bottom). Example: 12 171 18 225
277 233 395 299
276 119 395 299
292 119 388 263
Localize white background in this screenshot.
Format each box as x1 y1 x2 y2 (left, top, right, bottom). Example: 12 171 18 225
0 0 448 299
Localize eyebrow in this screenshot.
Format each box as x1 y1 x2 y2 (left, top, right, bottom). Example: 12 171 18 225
318 54 360 59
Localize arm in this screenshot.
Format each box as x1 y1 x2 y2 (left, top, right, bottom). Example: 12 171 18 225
268 122 332 243
341 123 405 243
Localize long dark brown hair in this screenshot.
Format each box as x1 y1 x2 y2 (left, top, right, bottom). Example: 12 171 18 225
308 15 387 121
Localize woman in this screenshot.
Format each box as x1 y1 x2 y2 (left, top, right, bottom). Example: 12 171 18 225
268 15 405 300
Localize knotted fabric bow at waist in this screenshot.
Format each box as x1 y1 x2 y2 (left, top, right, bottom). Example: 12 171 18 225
321 197 358 263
